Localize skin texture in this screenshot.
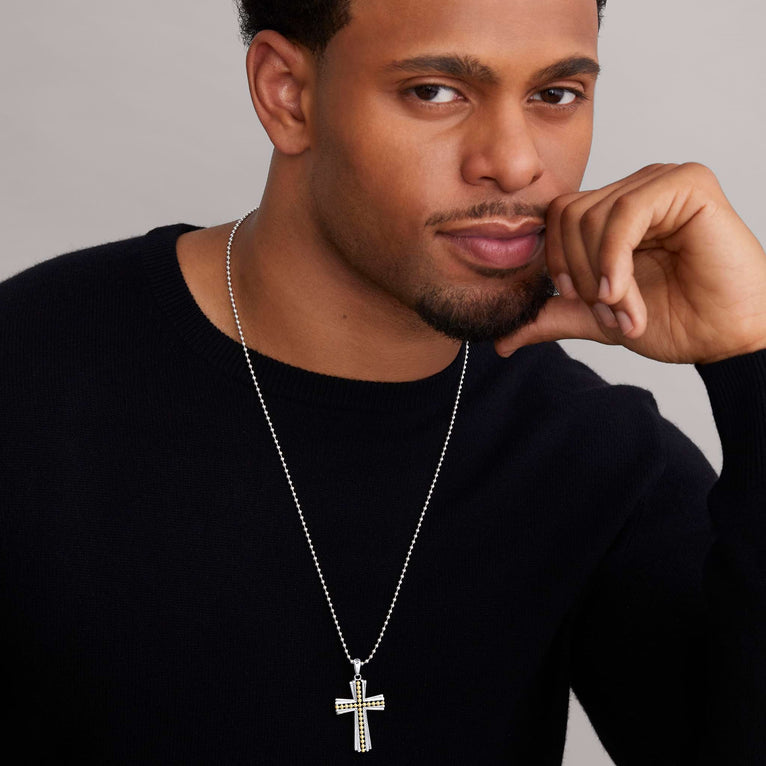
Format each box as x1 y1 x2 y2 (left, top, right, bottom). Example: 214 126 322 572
494 161 766 363
178 0 600 380
178 0 766 380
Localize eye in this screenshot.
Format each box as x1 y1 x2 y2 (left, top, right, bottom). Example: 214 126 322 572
531 88 584 107
408 84 462 104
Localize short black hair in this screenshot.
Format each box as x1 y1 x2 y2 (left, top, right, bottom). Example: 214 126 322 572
236 0 607 55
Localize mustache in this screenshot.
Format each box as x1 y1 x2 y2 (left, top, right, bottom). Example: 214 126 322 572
425 200 548 227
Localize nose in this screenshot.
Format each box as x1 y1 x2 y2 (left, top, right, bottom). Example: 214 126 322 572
460 105 544 193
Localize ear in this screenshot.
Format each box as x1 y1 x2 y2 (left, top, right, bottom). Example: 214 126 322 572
246 30 315 156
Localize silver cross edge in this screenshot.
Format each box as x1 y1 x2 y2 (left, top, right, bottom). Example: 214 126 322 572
334 660 385 753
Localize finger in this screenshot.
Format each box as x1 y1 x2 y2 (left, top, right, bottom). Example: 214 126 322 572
547 164 675 301
582 166 680 301
576 162 672 203
595 178 687 310
560 195 602 299
494 294 616 357
545 193 581 299
595 275 648 339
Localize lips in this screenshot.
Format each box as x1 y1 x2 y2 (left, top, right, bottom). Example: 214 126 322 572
438 221 546 270
440 221 545 240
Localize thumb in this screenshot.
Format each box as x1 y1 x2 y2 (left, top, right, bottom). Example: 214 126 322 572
493 296 606 357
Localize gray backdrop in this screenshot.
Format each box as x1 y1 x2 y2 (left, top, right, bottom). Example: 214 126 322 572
1 1 764 763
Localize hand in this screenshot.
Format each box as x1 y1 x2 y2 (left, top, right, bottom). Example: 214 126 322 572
494 163 766 364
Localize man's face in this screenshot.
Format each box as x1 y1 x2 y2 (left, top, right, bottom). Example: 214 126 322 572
307 0 599 341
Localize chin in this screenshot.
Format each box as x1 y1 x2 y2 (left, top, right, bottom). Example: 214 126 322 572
413 270 556 342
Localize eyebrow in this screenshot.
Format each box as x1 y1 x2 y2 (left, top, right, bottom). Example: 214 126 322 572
381 54 601 86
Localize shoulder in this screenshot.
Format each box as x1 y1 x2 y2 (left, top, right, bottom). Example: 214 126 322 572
520 343 717 491
0 224 194 310
0 223 198 347
535 341 667 439
467 340 669 477
470 339 661 417
0 224 202 413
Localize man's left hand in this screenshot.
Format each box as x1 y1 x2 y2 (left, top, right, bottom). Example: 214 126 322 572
494 163 766 364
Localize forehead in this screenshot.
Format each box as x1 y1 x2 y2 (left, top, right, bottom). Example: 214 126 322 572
325 0 599 75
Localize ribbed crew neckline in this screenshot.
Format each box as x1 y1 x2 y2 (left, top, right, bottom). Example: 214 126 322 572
140 222 472 412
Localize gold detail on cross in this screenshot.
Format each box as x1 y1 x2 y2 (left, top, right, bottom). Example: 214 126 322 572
334 676 385 753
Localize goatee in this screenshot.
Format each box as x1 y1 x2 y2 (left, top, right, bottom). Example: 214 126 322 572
414 270 556 343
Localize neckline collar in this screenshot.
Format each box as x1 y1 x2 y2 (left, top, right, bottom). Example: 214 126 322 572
141 222 472 413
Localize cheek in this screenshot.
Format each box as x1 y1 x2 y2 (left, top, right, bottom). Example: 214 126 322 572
314 133 451 263
346 126 448 210
308 109 428 267
318 87 456 212
538 118 594 191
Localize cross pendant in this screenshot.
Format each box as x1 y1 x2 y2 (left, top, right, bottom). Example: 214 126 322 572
334 661 385 753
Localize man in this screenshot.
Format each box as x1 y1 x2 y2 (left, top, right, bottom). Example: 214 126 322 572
1 0 764 764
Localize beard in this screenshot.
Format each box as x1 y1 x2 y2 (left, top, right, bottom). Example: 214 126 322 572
414 268 556 343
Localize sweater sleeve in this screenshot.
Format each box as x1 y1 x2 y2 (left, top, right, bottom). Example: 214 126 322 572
569 348 766 765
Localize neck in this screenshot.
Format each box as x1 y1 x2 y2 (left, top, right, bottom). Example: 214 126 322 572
234 202 461 381
185 194 463 383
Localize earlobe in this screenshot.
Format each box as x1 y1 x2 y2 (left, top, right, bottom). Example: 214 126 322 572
246 30 313 156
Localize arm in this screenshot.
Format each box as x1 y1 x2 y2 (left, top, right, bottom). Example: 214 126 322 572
570 347 766 765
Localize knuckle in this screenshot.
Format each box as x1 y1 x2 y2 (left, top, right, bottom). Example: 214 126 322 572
547 194 573 219
679 161 718 187
639 162 667 174
680 161 710 174
579 207 602 239
611 194 634 216
545 203 562 224
559 198 583 227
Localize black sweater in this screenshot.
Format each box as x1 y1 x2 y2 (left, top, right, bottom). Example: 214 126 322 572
1 223 765 765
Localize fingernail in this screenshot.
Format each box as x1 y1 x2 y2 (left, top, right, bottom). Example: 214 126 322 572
555 273 575 298
615 310 634 334
598 275 611 301
593 302 619 329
